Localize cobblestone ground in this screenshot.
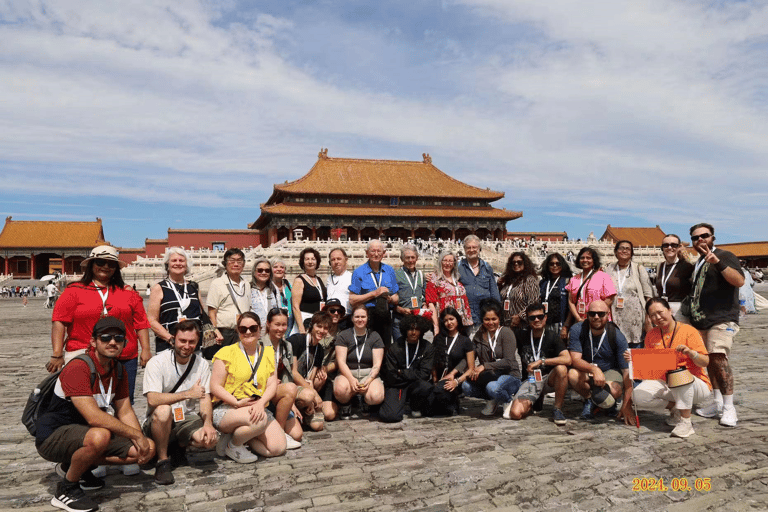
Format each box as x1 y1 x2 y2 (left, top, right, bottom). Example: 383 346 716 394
2 295 768 512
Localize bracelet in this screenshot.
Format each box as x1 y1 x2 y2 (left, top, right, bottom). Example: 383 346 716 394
51 355 64 359
715 261 727 272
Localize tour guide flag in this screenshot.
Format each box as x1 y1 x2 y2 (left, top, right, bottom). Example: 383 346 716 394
630 349 678 380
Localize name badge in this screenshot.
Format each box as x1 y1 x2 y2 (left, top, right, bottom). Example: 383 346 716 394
542 301 548 313
172 404 185 422
411 296 419 308
177 313 188 322
319 301 325 310
616 296 625 309
503 299 510 311
533 369 543 382
577 301 586 315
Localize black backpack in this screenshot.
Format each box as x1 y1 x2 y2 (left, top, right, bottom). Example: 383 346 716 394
22 354 122 436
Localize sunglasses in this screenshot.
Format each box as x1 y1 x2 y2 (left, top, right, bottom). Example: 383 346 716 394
512 260 524 266
661 243 680 249
255 268 271 274
328 309 344 315
93 258 118 268
98 333 126 343
238 325 260 334
527 314 545 321
548 261 561 267
691 233 712 242
587 311 607 318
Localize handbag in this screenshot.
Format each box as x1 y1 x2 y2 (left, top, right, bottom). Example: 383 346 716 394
198 310 218 350
666 366 694 388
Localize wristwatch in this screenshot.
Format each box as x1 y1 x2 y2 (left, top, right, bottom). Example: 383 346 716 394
541 358 547 367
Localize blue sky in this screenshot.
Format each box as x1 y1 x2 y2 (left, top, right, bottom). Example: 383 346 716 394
2 0 768 247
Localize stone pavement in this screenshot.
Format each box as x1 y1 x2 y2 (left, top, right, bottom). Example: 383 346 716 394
2 295 768 512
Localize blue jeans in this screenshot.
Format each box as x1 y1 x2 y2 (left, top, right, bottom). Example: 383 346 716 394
122 357 138 405
462 374 521 403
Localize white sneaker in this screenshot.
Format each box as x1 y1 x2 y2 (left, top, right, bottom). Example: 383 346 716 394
481 399 498 416
502 402 513 420
225 442 258 463
671 417 695 438
696 401 723 418
720 406 738 427
665 408 682 426
285 433 302 450
216 433 232 457
122 464 141 476
91 465 107 478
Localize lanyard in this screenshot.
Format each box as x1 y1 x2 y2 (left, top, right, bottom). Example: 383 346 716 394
354 331 368 364
239 342 259 377
530 330 545 361
615 265 630 295
544 277 560 299
305 334 316 378
446 333 459 358
370 271 382 289
97 375 113 409
96 286 109 316
659 260 678 296
589 330 607 361
274 284 288 308
405 340 420 369
403 269 422 293
253 286 269 312
660 322 680 349
167 279 190 312
578 270 595 301
693 246 715 280
487 328 501 356
305 274 324 299
228 276 245 297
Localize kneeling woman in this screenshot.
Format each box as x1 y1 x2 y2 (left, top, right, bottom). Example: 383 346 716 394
210 312 286 463
431 307 475 415
334 305 385 415
461 299 522 416
629 298 710 438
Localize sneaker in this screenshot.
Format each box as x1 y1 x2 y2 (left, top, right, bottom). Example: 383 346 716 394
340 403 352 420
665 408 682 427
720 406 738 427
225 441 258 463
54 464 104 491
90 466 107 479
153 459 175 485
215 432 232 457
168 444 188 468
285 433 302 450
580 400 595 420
696 401 723 418
553 408 567 426
671 417 695 438
502 401 513 420
51 479 99 512
121 464 141 476
481 399 498 416
410 409 422 418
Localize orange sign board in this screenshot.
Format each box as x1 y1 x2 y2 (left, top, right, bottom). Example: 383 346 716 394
630 349 678 380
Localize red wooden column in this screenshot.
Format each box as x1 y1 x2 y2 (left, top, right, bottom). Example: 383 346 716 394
311 227 317 240
4 257 8 274
30 253 36 279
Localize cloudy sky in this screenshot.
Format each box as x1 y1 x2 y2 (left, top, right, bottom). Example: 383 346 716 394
2 0 767 247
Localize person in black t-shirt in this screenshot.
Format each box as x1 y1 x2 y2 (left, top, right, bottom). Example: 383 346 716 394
288 311 331 430
505 303 571 425
430 307 475 415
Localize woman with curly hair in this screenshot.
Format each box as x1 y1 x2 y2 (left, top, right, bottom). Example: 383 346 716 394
539 252 573 340
497 252 540 329
565 247 616 323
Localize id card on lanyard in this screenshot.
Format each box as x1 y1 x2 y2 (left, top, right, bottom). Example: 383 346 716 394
615 265 630 309
577 271 594 315
487 329 501 362
355 331 368 380
404 270 421 309
543 277 559 314
659 260 678 300
95 376 113 415
96 286 109 318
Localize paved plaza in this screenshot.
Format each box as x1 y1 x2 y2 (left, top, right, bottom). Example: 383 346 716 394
2 292 768 512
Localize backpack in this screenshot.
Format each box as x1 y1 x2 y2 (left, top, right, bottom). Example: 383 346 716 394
22 354 123 436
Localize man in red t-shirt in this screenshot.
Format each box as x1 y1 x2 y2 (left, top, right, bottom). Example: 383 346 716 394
36 317 155 512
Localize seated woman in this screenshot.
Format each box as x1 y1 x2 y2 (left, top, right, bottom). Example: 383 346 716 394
288 311 332 428
460 299 521 416
209 312 286 463
430 307 475 416
628 298 711 438
380 314 435 422
333 304 385 417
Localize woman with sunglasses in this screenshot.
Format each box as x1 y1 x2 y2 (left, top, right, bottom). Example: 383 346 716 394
426 250 473 335
290 248 327 335
497 252 540 329
210 312 286 463
565 247 617 324
334 304 385 416
604 240 654 347
148 247 203 354
539 253 573 340
270 259 293 333
250 258 277 338
430 307 475 415
655 235 694 317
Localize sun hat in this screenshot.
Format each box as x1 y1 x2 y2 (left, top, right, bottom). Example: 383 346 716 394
81 245 127 269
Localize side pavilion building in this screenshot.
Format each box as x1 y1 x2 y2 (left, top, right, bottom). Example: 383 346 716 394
252 150 522 246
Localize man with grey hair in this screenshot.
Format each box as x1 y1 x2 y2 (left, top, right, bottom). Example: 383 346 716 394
349 240 400 346
458 234 501 338
393 244 427 342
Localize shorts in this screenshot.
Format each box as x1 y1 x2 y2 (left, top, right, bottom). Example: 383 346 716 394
514 376 555 403
37 424 133 463
142 412 203 446
699 322 739 356
212 403 274 429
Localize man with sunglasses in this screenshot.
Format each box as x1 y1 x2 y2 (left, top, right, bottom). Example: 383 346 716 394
567 300 633 422
687 223 744 427
505 303 572 425
37 317 155 512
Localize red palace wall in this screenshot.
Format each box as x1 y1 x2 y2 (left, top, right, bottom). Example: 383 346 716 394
167 231 263 249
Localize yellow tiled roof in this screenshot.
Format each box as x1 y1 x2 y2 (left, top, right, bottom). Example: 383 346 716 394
715 242 768 258
260 203 521 220
0 217 105 249
600 225 667 248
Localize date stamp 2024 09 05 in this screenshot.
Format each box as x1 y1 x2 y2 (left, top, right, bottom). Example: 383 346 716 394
632 477 712 492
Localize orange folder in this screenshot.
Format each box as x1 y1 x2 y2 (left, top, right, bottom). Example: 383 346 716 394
630 349 678 380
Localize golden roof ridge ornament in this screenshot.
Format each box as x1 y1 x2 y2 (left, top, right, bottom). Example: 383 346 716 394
422 153 432 164
318 148 328 159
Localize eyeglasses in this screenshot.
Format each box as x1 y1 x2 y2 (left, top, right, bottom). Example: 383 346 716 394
661 243 680 249
512 260 524 266
238 325 260 334
691 233 712 242
93 259 118 269
227 258 245 265
587 311 607 318
255 268 271 274
617 246 632 252
527 314 545 321
98 333 126 343
548 261 561 267
328 309 344 315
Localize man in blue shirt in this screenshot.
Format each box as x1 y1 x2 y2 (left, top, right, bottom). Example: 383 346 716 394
457 235 500 338
349 240 399 346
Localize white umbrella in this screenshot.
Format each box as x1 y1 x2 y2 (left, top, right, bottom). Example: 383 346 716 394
39 275 57 282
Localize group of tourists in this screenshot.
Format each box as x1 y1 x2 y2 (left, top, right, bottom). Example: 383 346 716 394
32 223 746 512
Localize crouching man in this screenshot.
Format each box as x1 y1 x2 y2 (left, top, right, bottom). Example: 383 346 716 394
36 317 155 512
142 319 217 485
